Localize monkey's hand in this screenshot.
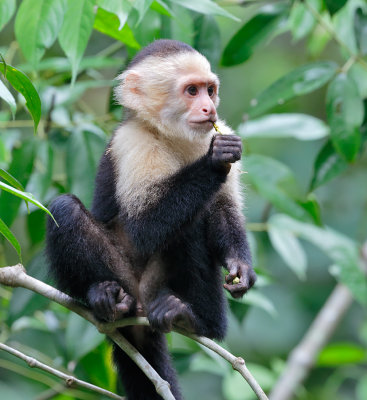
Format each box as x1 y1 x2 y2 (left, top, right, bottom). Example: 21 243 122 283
223 259 256 298
87 281 135 322
210 134 242 173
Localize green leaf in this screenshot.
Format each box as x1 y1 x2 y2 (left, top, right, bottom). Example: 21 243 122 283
332 0 364 55
268 219 307 279
0 140 35 226
248 61 338 118
193 14 221 69
0 216 21 261
190 353 227 376
326 73 364 162
0 0 16 32
132 0 154 25
222 5 285 66
66 313 104 361
0 168 24 191
349 63 367 99
357 375 367 400
0 181 57 225
288 0 322 41
58 0 95 84
151 0 172 16
15 0 67 66
298 194 322 225
0 78 16 116
325 0 348 15
0 137 8 167
0 384 23 400
228 297 249 324
354 7 367 55
245 154 310 221
27 209 46 246
25 140 53 202
20 56 123 74
97 0 132 30
307 21 332 58
318 342 367 366
223 364 276 400
163 4 193 46
66 130 106 208
0 63 41 132
43 79 114 108
239 113 329 141
243 290 277 317
94 8 140 49
170 0 239 22
268 214 367 305
310 140 348 190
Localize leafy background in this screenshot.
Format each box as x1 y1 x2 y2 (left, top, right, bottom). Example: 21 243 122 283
0 0 366 399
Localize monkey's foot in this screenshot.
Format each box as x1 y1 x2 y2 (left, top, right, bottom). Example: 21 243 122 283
87 281 135 322
115 288 136 319
147 293 195 333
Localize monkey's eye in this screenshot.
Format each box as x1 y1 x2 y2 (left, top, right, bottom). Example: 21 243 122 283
186 85 198 96
208 86 215 97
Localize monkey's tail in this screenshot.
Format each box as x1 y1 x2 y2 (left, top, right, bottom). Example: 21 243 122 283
113 326 183 400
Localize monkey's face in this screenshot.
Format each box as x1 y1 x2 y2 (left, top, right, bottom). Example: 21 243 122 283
115 51 220 141
180 77 218 133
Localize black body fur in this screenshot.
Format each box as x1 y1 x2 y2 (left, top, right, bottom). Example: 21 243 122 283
46 40 254 400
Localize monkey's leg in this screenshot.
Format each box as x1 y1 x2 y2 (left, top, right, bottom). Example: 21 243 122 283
113 327 183 400
46 194 137 320
139 256 195 333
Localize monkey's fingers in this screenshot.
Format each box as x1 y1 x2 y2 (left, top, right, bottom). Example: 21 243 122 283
115 291 135 319
223 282 249 298
225 271 238 284
90 281 120 321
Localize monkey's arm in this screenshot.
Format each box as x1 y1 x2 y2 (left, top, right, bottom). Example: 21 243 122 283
123 137 235 257
207 192 256 297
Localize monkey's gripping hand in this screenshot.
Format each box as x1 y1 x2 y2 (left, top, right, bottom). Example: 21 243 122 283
223 259 256 299
210 134 242 174
86 281 135 322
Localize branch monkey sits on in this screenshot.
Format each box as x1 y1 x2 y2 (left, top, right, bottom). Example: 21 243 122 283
46 39 256 400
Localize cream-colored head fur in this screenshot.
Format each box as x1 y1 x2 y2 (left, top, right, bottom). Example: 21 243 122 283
114 51 220 141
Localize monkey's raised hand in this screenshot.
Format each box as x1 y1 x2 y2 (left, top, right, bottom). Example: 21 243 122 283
87 281 135 322
223 259 256 298
210 134 242 173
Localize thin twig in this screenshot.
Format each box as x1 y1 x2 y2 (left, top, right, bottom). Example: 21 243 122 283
0 343 124 400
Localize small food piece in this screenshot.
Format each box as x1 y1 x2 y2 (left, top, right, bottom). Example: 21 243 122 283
233 277 240 284
213 122 222 134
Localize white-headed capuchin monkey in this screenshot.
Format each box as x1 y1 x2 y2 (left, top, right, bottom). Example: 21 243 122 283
46 39 256 400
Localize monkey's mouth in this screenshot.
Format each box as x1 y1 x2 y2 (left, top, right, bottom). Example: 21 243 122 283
189 119 217 127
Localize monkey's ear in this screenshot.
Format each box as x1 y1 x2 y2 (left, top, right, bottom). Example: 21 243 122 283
124 72 141 95
114 71 142 107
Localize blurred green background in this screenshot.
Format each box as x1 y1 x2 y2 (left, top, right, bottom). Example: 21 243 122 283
0 1 366 399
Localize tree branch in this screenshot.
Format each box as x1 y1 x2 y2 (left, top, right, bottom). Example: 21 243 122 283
0 342 124 400
0 264 175 400
270 238 367 400
269 283 354 400
0 264 268 400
